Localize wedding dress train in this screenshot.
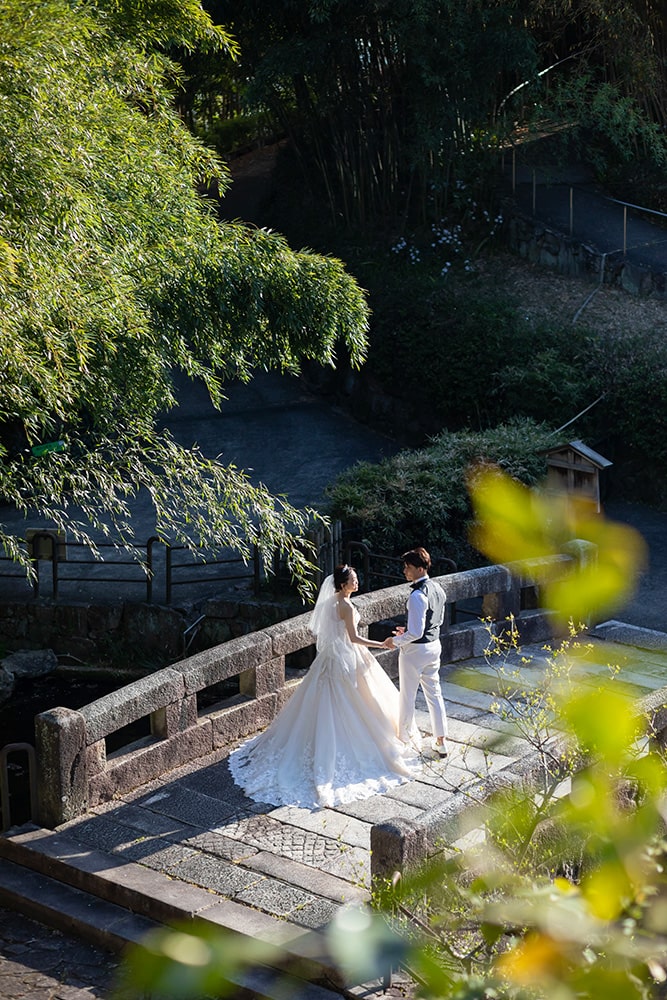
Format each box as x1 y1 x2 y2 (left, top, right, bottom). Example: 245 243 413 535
228 579 418 809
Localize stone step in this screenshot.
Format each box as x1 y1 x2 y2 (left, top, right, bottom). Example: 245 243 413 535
58 805 363 923
0 854 159 952
0 823 348 994
0 856 344 1000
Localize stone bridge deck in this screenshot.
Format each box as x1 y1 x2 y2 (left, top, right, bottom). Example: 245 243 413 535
1 621 667 999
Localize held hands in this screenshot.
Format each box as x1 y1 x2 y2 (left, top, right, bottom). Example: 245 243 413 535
383 626 405 649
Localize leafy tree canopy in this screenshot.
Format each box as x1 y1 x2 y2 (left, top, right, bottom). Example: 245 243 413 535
0 0 370 594
192 0 667 225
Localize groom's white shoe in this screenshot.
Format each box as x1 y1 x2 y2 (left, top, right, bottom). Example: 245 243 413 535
430 738 448 757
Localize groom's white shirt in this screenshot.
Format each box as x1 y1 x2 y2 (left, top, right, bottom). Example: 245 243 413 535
393 574 430 646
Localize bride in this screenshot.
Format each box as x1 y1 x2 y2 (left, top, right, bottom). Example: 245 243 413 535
228 564 419 809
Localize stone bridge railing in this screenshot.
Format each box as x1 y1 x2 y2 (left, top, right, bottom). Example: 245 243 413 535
34 559 571 830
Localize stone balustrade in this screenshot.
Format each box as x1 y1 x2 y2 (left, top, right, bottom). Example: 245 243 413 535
34 558 570 829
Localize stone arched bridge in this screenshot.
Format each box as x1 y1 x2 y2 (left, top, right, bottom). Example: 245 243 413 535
1 555 667 999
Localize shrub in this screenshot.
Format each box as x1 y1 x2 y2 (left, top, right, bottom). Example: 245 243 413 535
326 419 555 566
360 258 596 435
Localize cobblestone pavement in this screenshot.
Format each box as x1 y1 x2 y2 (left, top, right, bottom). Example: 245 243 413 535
0 904 417 1000
0 906 120 1000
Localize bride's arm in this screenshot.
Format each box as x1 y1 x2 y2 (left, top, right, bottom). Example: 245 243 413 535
339 599 384 648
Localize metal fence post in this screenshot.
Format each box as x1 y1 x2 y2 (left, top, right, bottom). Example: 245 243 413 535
569 187 573 236
146 535 159 603
30 530 60 600
165 543 172 605
253 544 260 596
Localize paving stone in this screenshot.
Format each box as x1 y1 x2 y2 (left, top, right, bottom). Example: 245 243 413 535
165 851 265 897
199 896 310 946
183 829 260 862
234 875 322 919
268 805 372 850
57 817 191 873
58 815 149 854
415 761 481 792
383 780 454 810
0 904 121 1000
117 839 201 871
90 800 197 841
445 702 488 722
333 795 422 825
316 845 370 887
245 850 369 904
169 757 250 801
440 681 499 713
130 785 240 828
213 813 355 868
446 717 529 755
288 895 340 930
448 742 519 774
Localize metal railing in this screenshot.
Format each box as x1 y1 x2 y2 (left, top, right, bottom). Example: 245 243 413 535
502 151 667 270
0 524 462 608
0 531 261 605
343 539 458 593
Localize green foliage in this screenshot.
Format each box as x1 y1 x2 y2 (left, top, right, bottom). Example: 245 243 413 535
469 465 647 623
584 330 667 504
200 111 272 155
358 252 596 435
371 580 665 998
346 242 667 506
193 0 536 226
95 0 239 54
179 0 667 227
326 420 554 565
0 0 371 595
542 76 667 182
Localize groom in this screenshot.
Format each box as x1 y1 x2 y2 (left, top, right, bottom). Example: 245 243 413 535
383 547 448 756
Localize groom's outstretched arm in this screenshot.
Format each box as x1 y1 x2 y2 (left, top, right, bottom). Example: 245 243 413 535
393 590 428 647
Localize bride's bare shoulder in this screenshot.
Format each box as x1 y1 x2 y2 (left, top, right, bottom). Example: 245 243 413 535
337 596 353 618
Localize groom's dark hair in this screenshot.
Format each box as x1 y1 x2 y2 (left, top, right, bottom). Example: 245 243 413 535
401 547 431 571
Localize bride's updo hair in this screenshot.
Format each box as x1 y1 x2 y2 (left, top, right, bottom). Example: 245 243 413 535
333 563 353 591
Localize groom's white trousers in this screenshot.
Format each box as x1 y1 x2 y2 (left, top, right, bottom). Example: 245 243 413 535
398 639 448 743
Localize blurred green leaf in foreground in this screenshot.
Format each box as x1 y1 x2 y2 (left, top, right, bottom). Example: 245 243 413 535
468 462 648 624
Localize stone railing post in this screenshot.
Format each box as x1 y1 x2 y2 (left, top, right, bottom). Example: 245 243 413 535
34 706 87 828
370 818 427 881
482 574 520 623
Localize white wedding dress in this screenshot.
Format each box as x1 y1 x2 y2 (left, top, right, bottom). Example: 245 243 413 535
228 576 419 809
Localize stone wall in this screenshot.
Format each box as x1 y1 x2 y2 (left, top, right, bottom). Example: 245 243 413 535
507 210 667 298
0 594 300 669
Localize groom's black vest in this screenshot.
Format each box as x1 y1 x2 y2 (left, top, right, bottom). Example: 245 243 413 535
411 577 446 643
